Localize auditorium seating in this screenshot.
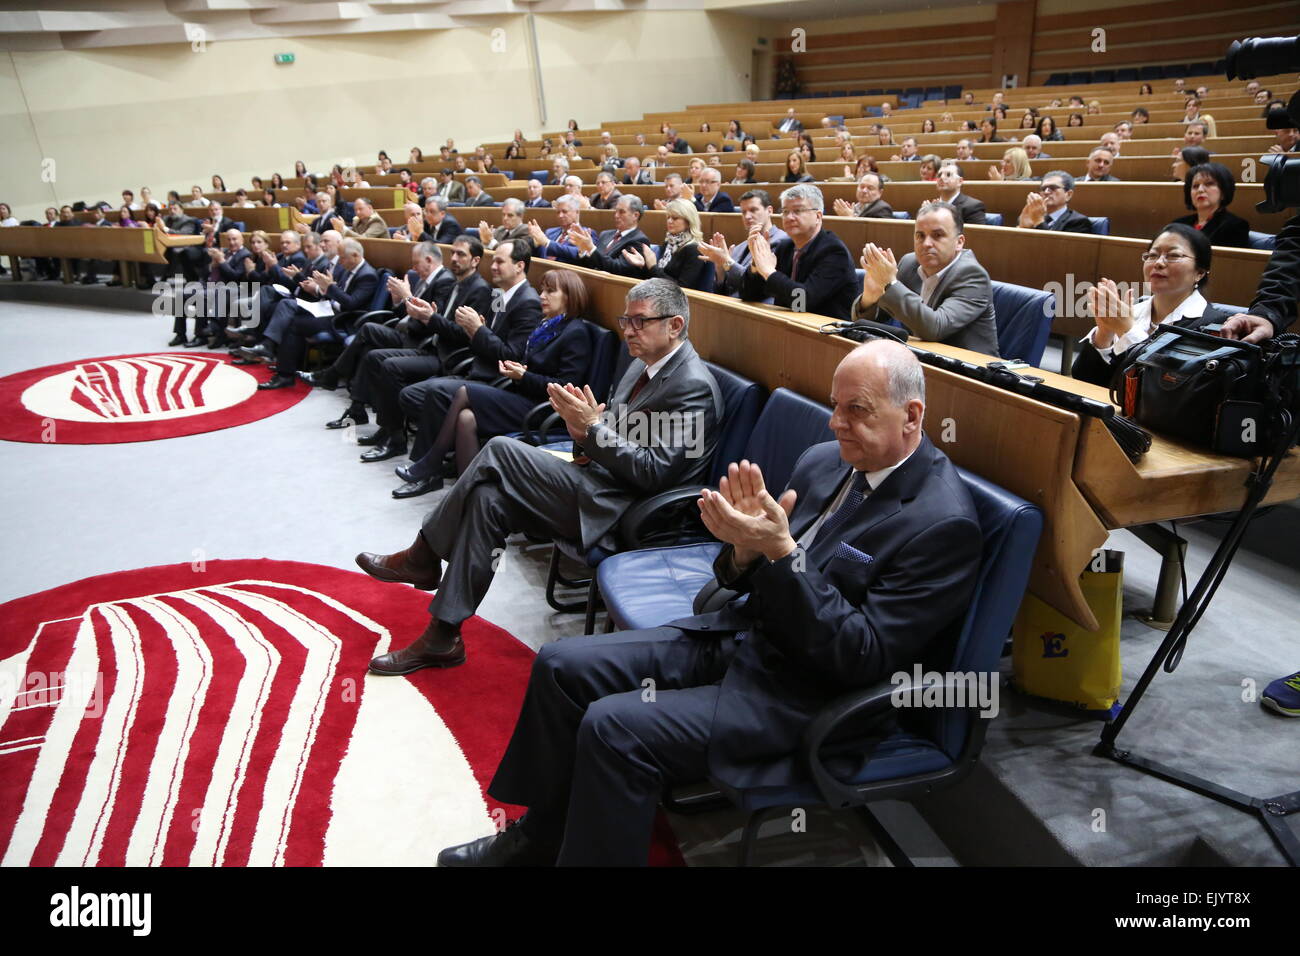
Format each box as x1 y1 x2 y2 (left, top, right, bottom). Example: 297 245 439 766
990 281 1055 368
596 387 835 633
672 467 1043 866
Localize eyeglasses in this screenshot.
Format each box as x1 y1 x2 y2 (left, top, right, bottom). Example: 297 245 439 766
780 206 815 217
1040 185 1065 193
617 314 672 331
1140 252 1192 263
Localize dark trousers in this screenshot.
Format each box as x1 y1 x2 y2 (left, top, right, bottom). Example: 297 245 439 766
333 322 413 400
420 436 585 625
489 626 737 866
276 309 336 378
368 350 441 433
400 375 464 459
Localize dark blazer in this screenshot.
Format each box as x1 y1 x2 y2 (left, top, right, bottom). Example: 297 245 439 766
651 242 713 293
856 199 895 219
783 172 815 184
513 317 592 400
460 281 542 381
1249 209 1299 335
716 226 790 297
311 208 340 234
393 266 457 342
589 190 623 210
668 436 982 789
213 246 253 282
267 250 310 286
622 171 654 186
420 215 462 244
851 248 1000 356
1080 174 1120 182
324 260 380 313
418 272 496 362
1173 208 1252 249
948 192 988 226
695 192 736 214
777 118 804 134
740 227 859 320
573 339 722 549
524 196 552 208
464 192 496 207
1036 207 1095 233
550 227 650 267
1071 300 1234 387
671 138 692 154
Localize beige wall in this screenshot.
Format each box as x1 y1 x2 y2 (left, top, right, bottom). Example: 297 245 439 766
1 11 758 220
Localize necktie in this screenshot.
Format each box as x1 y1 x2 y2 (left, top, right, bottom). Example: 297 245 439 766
629 370 651 403
816 471 871 545
791 246 804 282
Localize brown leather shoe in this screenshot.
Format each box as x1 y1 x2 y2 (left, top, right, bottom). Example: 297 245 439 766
369 620 465 675
355 533 441 590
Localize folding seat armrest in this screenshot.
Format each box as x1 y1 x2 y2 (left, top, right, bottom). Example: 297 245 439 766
616 485 711 550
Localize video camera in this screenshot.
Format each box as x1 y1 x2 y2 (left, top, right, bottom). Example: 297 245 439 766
1225 35 1300 211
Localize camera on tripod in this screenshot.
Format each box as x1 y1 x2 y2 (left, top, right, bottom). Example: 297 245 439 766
1225 35 1300 212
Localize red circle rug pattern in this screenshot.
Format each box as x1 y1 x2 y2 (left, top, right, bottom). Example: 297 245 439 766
0 352 308 444
0 560 538 867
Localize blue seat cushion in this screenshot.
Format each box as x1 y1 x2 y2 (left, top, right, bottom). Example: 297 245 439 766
599 542 723 631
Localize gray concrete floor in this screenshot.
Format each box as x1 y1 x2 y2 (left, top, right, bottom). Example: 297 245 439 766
2 298 1296 866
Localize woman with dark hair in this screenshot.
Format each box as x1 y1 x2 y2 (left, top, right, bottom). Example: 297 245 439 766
1174 162 1251 248
211 174 226 191
250 176 263 192
1018 109 1038 130
921 117 936 134
1131 107 1150 124
270 173 286 189
732 157 757 184
992 105 1009 122
409 147 423 164
977 118 1004 143
568 119 580 132
699 121 712 133
1138 82 1153 95
503 142 523 160
798 132 817 162
1036 115 1063 141
725 119 743 141
1072 223 1231 386
262 188 278 207
117 205 140 227
1067 112 1085 128
1171 145 1211 183
877 126 895 146
294 160 307 177
377 150 389 163
391 269 593 497
783 151 814 183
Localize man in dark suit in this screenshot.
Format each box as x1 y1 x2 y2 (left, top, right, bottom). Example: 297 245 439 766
223 229 311 346
776 107 803 134
620 157 653 186
1016 172 1094 233
301 241 454 411
832 173 894 220
931 163 987 225
237 238 380 389
309 192 341 234
853 201 1000 357
525 195 597 260
352 235 494 454
191 227 254 347
355 277 723 676
409 196 462 244
434 340 983 865
740 183 859 320
698 188 789 297
1221 209 1300 343
693 166 736 213
667 129 692 154
463 177 496 207
589 171 623 211
385 240 545 483
476 198 532 251
523 179 552 209
547 194 651 271
437 169 467 204
1079 148 1120 183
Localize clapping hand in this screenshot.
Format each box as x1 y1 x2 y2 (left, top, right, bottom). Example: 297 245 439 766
566 225 596 254
312 269 334 290
546 382 605 443
1086 277 1136 349
832 197 855 217
282 264 301 278
477 221 493 244
454 304 484 336
988 165 1004 181
406 214 424 238
406 296 434 323
330 216 346 233
387 274 411 303
862 242 898 290
527 220 549 247
748 225 777 278
698 460 798 565
698 231 731 268
499 360 527 381
1018 191 1048 228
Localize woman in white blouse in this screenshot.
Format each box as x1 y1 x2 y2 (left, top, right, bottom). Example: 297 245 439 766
1071 223 1233 386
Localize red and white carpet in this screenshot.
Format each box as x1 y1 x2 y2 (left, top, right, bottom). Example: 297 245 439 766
0 559 538 867
0 353 307 444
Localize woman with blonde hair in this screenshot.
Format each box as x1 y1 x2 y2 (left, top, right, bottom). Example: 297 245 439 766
989 146 1034 181
619 198 711 291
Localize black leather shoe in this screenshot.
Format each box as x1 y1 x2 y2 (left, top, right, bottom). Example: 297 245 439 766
258 375 296 390
360 441 407 463
368 620 463 675
232 358 258 366
326 407 368 429
355 429 390 447
355 542 441 590
168 334 185 346
183 338 206 348
236 343 275 364
392 475 444 498
299 369 339 390
437 819 558 867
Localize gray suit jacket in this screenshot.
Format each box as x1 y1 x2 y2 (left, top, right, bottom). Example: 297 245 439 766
574 339 722 550
851 249 1000 357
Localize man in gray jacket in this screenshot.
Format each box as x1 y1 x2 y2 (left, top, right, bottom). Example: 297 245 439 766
850 201 999 357
354 277 723 674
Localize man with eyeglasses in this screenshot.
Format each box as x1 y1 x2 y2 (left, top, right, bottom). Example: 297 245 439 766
1016 171 1094 233
739 183 859 320
355 277 722 675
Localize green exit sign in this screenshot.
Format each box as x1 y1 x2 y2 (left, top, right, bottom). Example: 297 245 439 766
274 52 295 64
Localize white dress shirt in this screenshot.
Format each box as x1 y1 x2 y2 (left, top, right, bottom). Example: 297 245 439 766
1084 290 1208 361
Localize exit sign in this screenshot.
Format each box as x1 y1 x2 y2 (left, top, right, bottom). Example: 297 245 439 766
274 52 295 64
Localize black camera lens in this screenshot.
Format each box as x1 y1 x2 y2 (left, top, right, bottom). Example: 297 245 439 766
1226 35 1300 80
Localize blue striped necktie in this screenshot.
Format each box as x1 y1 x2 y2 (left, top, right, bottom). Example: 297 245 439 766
817 471 871 543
